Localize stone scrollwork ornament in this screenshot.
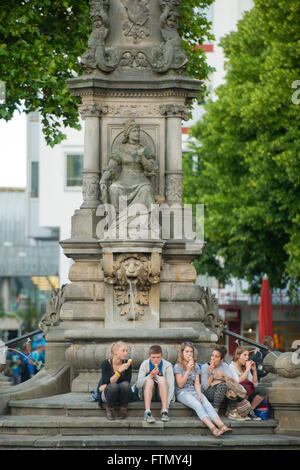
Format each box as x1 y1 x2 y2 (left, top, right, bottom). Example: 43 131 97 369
151 0 188 73
120 0 150 44
39 285 66 336
81 0 119 73
199 287 225 337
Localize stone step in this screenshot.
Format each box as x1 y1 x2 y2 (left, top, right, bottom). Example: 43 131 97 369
0 433 300 450
0 415 278 436
9 393 195 417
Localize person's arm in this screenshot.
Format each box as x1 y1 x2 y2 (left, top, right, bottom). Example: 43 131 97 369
175 362 193 389
201 364 214 389
136 361 150 389
194 373 202 402
250 362 258 385
100 360 112 386
236 363 252 383
165 364 175 407
123 364 132 384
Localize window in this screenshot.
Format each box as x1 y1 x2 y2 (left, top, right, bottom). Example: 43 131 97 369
66 154 83 187
31 161 39 197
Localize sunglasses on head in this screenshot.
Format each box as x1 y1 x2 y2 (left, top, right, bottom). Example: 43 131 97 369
183 342 194 346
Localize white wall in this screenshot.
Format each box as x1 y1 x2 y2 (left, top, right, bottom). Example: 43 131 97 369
211 0 254 92
39 123 84 286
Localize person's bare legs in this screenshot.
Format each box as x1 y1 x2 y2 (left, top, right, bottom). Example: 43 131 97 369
144 378 154 411
202 416 221 437
251 395 264 410
212 415 232 434
157 376 168 412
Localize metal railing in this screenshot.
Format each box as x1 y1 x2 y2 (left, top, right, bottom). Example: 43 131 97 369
2 329 43 348
223 329 269 351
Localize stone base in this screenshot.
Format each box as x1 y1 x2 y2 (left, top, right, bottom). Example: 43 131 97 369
268 377 300 436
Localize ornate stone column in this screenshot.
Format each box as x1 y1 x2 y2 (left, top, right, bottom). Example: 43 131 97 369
160 104 189 203
79 103 107 209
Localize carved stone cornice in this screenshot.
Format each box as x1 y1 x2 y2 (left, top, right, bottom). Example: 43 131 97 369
70 86 193 99
79 103 108 119
159 104 190 121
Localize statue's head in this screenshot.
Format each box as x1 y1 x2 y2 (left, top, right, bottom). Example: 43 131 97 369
123 120 140 144
92 14 104 27
166 11 179 29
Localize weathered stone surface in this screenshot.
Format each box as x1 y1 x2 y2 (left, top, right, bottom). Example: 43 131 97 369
60 302 105 321
69 262 104 282
160 302 204 321
160 263 197 282
268 377 300 436
171 284 202 301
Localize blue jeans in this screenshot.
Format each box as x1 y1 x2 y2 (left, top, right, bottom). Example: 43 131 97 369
177 390 218 421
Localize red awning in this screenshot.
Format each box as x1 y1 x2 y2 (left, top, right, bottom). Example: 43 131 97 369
259 274 273 343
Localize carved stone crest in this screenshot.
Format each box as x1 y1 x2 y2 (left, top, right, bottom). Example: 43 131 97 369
120 0 150 44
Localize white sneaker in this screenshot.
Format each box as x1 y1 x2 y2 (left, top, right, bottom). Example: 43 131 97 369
227 410 247 421
144 411 156 423
161 411 169 422
248 410 262 421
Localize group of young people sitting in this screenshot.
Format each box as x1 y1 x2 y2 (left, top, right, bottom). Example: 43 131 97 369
96 341 268 438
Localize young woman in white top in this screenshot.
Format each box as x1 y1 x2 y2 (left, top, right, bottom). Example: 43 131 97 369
229 347 268 417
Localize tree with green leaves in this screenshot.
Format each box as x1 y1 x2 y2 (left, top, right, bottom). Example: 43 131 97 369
183 0 300 295
0 0 214 146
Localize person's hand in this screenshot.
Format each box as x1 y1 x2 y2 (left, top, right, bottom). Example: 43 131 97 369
118 362 131 373
150 367 159 378
198 394 203 403
186 360 194 372
246 361 252 371
209 363 215 375
99 384 107 393
250 361 256 371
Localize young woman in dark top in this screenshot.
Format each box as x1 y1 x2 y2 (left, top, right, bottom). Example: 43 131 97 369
98 341 132 420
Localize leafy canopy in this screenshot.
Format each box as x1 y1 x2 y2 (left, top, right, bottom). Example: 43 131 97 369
183 0 300 294
0 0 214 146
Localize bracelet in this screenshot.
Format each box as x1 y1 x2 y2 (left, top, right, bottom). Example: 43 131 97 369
115 370 121 378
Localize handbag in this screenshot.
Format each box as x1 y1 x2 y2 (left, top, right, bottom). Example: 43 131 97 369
236 398 252 418
224 377 247 400
240 379 255 397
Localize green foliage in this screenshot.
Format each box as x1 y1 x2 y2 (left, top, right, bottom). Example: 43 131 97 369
0 0 214 146
183 0 300 294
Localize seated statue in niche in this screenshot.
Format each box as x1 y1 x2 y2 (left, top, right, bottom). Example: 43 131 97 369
151 0 187 73
100 121 158 215
81 0 119 73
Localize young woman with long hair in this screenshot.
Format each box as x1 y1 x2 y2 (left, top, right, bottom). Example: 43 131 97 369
229 347 268 418
174 342 232 437
201 346 245 421
97 341 132 420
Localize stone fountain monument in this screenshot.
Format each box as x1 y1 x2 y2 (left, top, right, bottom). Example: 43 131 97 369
1 0 225 405
44 0 224 393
